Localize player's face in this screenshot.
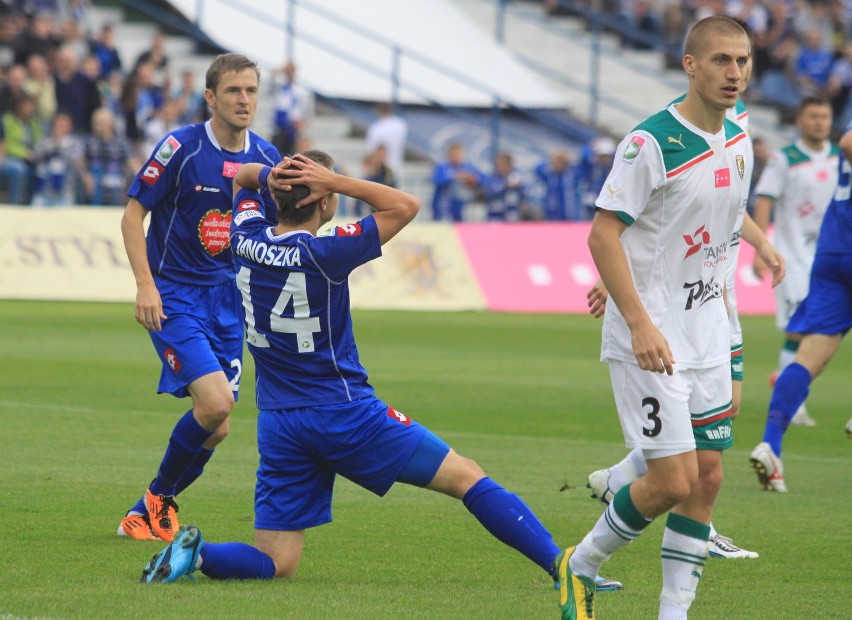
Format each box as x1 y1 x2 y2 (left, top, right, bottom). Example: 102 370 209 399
687 32 750 111
797 104 832 143
208 68 258 131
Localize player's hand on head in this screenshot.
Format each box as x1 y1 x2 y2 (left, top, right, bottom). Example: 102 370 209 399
268 160 294 192
277 154 335 207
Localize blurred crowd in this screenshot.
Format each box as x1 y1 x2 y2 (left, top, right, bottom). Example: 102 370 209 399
0 0 209 206
546 0 852 130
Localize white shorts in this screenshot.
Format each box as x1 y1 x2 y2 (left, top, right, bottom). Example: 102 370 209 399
609 361 733 454
775 264 811 330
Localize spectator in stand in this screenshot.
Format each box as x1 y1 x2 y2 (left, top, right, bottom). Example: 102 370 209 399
794 28 835 98
60 16 89 63
827 41 852 132
271 60 312 156
99 70 125 134
0 64 27 116
430 141 483 222
23 54 56 129
751 1 796 88
172 69 206 126
353 144 396 217
0 91 41 204
576 135 616 220
31 111 81 207
133 31 170 93
726 0 769 38
0 18 19 70
534 148 577 221
54 45 101 134
79 106 137 206
13 11 60 67
483 151 527 222
620 0 660 51
365 101 408 179
143 97 181 157
89 23 122 81
121 61 163 156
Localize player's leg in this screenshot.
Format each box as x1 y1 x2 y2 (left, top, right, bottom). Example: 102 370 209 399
781 334 817 426
424 448 563 575
658 364 732 619
753 332 843 490
120 282 241 541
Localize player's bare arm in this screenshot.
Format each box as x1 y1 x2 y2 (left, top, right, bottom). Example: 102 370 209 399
120 198 166 331
586 278 608 318
750 195 774 278
279 153 420 244
588 209 675 375
742 212 785 287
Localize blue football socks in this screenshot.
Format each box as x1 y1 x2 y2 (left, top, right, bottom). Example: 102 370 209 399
462 477 560 574
150 410 214 497
763 362 812 455
199 543 276 580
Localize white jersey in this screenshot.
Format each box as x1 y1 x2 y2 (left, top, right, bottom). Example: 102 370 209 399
724 102 751 351
755 139 838 269
754 138 839 326
596 105 750 369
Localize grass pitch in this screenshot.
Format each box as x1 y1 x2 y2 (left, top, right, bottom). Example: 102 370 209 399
0 301 849 619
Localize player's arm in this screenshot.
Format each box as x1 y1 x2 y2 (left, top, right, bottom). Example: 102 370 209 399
586 277 608 318
588 209 674 374
233 161 288 197
750 195 774 278
279 154 420 245
840 125 852 160
742 212 785 288
120 198 166 331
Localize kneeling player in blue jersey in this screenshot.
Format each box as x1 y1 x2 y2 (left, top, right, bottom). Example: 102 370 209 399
139 151 616 611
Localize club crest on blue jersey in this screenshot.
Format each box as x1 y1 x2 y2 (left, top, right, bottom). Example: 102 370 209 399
198 209 232 256
154 135 182 166
336 222 362 237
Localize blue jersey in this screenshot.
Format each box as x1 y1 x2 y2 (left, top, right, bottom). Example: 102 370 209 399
230 188 382 409
817 132 852 256
127 121 280 286
431 161 483 221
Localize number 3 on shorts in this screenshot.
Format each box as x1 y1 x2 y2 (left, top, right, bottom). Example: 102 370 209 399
641 396 662 437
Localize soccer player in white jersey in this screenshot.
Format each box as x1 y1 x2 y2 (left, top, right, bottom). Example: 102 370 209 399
751 96 838 429
583 32 783 561
555 17 783 620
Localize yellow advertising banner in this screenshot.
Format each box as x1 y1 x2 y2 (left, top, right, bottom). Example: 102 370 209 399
0 206 135 302
0 208 487 311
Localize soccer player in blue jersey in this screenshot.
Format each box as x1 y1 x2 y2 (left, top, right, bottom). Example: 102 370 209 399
139 152 574 614
751 121 852 492
118 53 280 542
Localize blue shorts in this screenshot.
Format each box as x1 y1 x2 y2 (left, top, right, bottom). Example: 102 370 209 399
148 278 244 399
254 397 450 531
786 254 852 337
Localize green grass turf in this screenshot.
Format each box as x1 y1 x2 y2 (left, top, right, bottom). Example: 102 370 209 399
0 301 849 619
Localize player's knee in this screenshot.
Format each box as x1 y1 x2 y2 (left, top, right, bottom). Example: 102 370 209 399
195 392 235 428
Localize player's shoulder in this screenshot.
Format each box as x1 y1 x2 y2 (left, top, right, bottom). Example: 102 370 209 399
630 109 713 175
247 131 281 164
780 143 809 167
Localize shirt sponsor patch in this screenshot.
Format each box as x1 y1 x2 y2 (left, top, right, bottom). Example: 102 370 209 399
234 210 263 226
142 161 165 186
336 222 362 237
623 135 645 164
714 168 730 188
154 136 182 166
222 161 242 178
198 209 233 256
